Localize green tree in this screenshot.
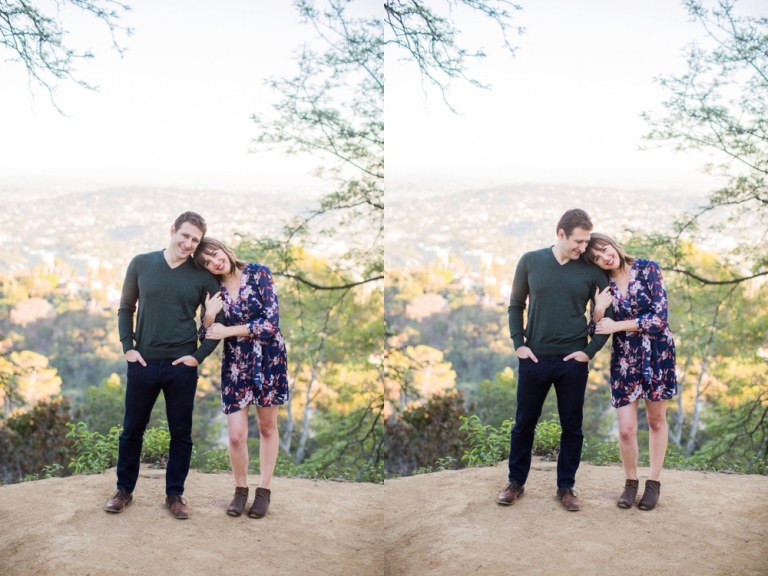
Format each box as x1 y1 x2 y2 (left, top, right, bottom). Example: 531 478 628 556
644 0 768 283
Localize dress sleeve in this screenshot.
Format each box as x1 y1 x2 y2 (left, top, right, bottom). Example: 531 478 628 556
636 261 669 335
198 304 208 342
247 266 280 340
587 299 596 337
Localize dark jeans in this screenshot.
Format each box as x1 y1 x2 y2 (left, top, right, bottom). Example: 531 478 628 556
117 359 198 495
507 355 589 488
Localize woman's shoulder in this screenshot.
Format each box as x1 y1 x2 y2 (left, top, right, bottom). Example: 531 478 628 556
243 262 274 282
634 258 660 272
244 262 271 273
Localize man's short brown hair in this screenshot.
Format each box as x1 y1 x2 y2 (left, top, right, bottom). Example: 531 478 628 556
556 208 593 237
173 211 207 237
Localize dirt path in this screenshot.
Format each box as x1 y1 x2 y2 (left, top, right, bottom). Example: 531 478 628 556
384 459 768 576
0 466 383 576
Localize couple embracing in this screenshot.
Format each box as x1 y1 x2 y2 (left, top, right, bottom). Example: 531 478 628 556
105 211 288 519
497 208 677 512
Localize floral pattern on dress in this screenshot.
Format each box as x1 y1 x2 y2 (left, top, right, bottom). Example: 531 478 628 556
589 259 677 409
199 263 289 413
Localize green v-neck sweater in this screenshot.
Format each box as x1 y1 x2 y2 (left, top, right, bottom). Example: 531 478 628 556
508 247 613 359
118 250 223 364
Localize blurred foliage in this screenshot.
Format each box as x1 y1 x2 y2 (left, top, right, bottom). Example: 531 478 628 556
386 244 768 476
0 398 77 483
384 392 470 476
66 421 120 475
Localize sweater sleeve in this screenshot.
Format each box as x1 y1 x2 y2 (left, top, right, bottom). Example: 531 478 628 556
583 270 613 359
635 261 669 335
192 274 224 364
247 266 280 340
508 255 528 350
117 256 139 354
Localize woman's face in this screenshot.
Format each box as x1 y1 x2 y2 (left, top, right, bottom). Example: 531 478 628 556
201 249 231 276
590 243 621 271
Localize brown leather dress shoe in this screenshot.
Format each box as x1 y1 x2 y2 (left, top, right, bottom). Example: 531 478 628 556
165 495 190 519
105 488 133 513
497 481 524 506
248 487 271 518
617 479 639 509
227 487 249 517
638 479 660 510
557 487 580 511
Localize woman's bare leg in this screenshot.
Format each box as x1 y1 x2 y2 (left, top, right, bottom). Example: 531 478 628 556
617 401 639 480
256 406 280 490
227 407 250 488
645 399 669 481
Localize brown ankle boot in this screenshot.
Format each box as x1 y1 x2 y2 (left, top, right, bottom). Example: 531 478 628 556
638 479 661 510
227 486 249 517
248 487 271 519
617 479 639 509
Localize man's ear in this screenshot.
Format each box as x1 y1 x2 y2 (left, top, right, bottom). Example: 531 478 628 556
170 225 176 237
556 228 566 241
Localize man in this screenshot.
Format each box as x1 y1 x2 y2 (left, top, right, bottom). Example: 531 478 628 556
497 208 612 511
106 211 223 519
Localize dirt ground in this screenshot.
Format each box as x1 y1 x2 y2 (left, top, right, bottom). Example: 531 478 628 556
2 461 766 575
384 459 768 576
0 465 383 576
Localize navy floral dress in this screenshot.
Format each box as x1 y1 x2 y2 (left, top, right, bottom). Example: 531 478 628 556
200 263 289 413
589 259 677 409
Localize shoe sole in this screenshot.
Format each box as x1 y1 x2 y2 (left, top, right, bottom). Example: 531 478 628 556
617 501 632 509
497 491 524 506
558 496 580 511
105 499 133 513
247 511 266 519
165 503 189 519
168 512 189 519
227 510 243 517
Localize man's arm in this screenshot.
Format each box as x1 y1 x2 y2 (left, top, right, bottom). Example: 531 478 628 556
508 255 528 351
117 257 139 354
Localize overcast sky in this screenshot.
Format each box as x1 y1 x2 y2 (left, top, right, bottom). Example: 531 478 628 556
3 1 763 195
386 0 763 192
0 0 332 194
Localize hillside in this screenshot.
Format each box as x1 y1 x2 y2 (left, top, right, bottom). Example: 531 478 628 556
0 466 383 576
384 458 768 576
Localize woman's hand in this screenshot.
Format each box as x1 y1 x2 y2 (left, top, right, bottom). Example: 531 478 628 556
594 317 618 334
205 291 223 318
594 286 612 313
205 322 230 340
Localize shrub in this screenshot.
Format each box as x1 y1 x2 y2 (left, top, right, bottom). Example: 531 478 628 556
0 397 77 483
384 392 470 476
459 415 512 467
459 415 563 467
532 420 562 461
66 422 120 474
196 448 231 473
141 421 171 468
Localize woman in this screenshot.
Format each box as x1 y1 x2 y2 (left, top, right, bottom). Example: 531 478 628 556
586 233 677 511
194 238 288 519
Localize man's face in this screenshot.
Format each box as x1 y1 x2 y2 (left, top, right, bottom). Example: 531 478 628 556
558 227 591 260
169 222 204 260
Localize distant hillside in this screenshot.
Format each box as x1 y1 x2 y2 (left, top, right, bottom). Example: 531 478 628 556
0 466 383 576
0 187 313 274
385 183 705 269
384 458 768 575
